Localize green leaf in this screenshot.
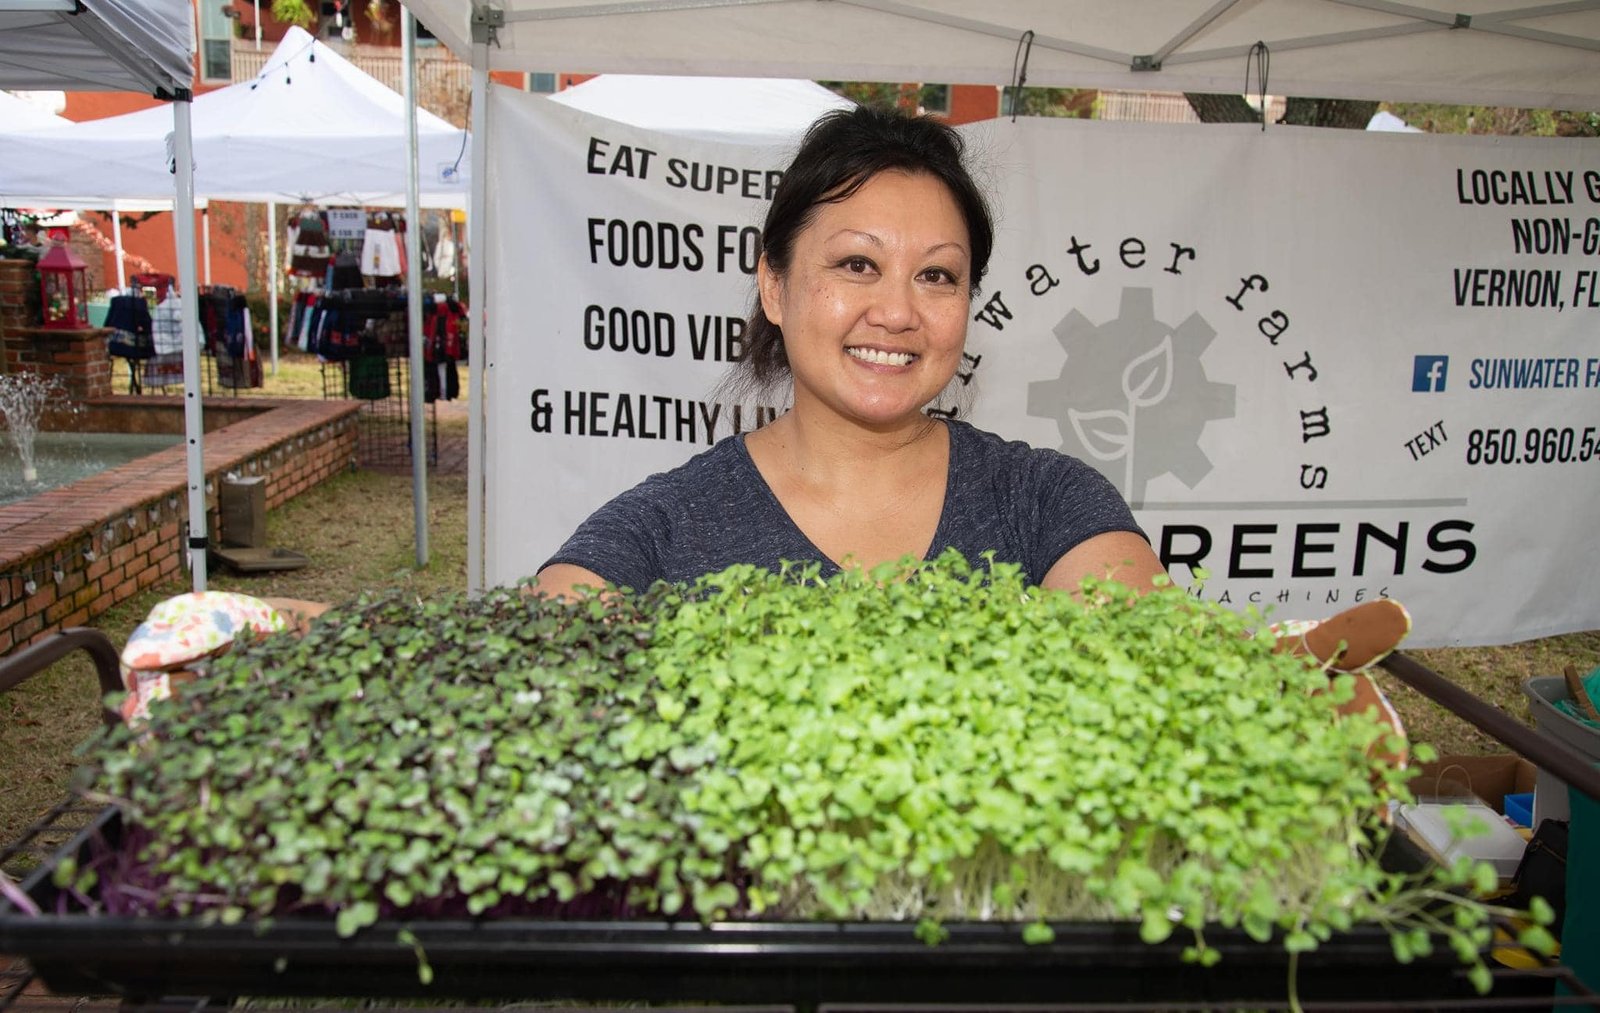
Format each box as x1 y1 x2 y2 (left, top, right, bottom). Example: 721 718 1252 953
1021 921 1055 945
335 900 379 938
1517 925 1558 956
1139 908 1174 945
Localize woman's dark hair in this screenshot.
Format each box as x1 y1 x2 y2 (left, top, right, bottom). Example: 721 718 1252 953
735 104 994 396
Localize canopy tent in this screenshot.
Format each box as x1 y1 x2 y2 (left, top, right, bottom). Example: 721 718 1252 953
404 0 1600 110
391 0 1600 599
0 26 470 208
0 89 69 128
548 73 853 143
0 0 212 589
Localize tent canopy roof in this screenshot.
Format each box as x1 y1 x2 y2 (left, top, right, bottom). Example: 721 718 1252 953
0 26 470 207
404 0 1600 111
0 0 192 96
548 73 853 143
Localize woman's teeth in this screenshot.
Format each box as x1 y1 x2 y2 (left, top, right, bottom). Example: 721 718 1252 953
846 347 916 367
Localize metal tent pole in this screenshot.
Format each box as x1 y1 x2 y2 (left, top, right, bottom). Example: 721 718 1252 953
403 6 429 568
267 200 279 375
171 97 208 590
465 17 490 594
109 202 125 290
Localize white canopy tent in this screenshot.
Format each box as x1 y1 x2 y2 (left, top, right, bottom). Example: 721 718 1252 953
0 88 70 128
0 25 470 207
393 0 1600 593
548 73 853 143
0 0 210 589
404 0 1600 110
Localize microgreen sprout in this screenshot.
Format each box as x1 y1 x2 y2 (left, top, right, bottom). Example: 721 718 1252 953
67 553 1551 1002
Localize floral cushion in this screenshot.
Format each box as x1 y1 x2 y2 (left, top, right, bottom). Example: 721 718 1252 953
120 591 290 672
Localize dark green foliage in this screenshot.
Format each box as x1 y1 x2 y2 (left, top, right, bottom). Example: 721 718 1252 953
86 585 737 933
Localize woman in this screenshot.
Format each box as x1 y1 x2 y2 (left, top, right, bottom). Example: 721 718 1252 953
535 105 1167 597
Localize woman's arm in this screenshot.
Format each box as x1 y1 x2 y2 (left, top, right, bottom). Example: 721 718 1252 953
1041 531 1168 595
530 562 612 600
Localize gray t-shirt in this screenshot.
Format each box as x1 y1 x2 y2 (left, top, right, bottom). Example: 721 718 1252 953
542 419 1145 590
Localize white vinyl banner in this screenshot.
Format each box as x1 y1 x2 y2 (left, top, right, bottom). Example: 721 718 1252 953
486 87 1600 647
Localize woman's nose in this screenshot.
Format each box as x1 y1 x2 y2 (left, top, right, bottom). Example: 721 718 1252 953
866 277 918 332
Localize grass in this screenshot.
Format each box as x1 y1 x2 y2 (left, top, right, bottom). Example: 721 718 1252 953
4 353 1599 851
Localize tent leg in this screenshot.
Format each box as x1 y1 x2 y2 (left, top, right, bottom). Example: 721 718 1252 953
267 200 279 376
171 97 208 591
110 202 125 291
403 6 429 569
466 39 489 594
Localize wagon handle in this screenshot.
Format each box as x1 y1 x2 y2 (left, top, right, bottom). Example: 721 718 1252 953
1380 651 1600 805
0 627 123 728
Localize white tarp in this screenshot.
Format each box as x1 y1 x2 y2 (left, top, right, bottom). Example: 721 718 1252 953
549 74 854 144
484 87 1600 647
0 26 470 207
403 0 1600 111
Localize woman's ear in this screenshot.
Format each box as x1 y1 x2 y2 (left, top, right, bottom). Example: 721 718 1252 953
757 253 784 328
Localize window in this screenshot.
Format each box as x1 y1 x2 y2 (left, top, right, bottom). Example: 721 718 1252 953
199 1 233 82
528 72 557 94
919 83 950 115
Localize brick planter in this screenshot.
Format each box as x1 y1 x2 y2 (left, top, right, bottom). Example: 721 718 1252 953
0 398 361 655
0 258 40 369
2 326 114 401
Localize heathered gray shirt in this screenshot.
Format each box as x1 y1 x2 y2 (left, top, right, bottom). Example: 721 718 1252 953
542 419 1146 591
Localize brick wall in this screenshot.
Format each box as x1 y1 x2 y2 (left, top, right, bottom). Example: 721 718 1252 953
2 256 114 399
0 399 360 656
0 259 38 370
2 327 114 401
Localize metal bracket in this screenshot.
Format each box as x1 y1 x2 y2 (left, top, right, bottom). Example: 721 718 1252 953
1453 12 1471 29
1131 53 1160 72
471 5 504 47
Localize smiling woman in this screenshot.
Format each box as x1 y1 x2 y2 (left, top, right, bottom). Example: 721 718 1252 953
534 105 1167 598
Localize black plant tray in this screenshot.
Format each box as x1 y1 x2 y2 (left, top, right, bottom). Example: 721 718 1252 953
0 809 1575 1010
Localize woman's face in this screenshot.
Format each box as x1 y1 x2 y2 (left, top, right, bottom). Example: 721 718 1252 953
758 170 971 431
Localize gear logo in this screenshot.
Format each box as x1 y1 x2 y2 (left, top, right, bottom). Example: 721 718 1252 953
1028 287 1235 503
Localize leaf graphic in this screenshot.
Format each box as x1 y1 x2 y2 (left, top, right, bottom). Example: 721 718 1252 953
1068 408 1131 462
1122 336 1174 409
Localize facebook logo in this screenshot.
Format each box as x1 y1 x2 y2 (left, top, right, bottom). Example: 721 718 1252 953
1412 355 1449 392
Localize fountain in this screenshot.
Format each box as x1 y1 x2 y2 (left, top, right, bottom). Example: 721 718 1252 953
0 371 64 486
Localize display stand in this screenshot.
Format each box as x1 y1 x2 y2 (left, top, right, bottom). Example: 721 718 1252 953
321 355 438 471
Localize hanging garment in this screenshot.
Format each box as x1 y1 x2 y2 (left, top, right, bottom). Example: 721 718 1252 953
290 211 332 277
105 294 155 360
361 227 402 278
329 249 363 291
151 293 184 355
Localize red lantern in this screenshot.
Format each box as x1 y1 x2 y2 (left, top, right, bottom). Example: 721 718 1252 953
38 227 89 329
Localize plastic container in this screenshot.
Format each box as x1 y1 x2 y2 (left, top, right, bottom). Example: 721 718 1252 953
1504 791 1534 828
1522 676 1600 826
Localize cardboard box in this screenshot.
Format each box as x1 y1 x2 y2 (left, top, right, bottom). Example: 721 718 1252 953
1412 754 1537 815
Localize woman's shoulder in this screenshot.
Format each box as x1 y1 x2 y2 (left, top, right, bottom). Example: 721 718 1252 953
617 434 754 501
947 418 1085 469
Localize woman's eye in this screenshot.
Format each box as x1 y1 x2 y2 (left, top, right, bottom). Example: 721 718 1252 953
921 267 958 285
840 256 873 274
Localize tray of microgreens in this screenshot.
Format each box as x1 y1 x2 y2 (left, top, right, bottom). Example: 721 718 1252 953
0 551 1559 1006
